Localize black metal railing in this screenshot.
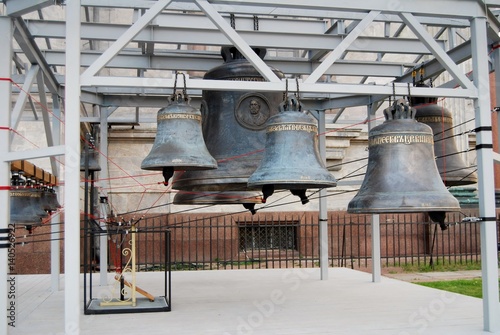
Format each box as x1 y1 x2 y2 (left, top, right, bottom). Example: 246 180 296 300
109 208 497 272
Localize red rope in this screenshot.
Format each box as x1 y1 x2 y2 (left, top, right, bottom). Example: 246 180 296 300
0 77 12 82
0 186 11 190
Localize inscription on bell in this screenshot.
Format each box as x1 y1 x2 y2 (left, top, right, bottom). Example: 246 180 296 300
10 192 42 198
267 124 317 133
369 134 433 146
415 116 453 124
158 114 202 122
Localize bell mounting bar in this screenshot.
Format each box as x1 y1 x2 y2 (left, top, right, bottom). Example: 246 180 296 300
10 160 58 185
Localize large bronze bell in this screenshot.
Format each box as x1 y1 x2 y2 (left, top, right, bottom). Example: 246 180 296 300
173 47 284 207
247 96 337 204
347 99 460 218
411 92 477 186
141 92 217 185
10 172 48 225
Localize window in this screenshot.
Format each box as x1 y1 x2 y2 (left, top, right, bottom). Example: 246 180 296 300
238 222 298 251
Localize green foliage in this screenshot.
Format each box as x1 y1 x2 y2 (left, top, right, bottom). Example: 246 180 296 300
415 279 500 299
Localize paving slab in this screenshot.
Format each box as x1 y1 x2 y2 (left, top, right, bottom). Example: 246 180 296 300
7 268 498 335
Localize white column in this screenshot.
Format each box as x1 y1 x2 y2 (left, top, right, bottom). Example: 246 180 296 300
99 106 109 286
470 16 500 333
368 104 381 283
0 16 13 335
51 94 61 292
318 110 329 280
64 1 82 333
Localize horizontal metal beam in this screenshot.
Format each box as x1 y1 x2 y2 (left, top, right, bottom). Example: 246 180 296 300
27 20 445 54
192 0 484 19
3 145 65 162
5 0 55 17
80 75 478 99
41 50 408 77
80 0 482 20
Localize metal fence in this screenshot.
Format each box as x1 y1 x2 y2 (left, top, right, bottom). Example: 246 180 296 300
117 208 498 272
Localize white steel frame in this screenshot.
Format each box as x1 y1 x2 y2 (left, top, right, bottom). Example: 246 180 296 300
0 0 499 333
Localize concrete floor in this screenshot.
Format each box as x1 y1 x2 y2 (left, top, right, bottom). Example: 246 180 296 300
7 268 497 335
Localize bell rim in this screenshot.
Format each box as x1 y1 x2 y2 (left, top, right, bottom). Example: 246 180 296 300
247 180 337 189
347 207 461 214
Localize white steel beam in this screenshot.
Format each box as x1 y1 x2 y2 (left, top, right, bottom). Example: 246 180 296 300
195 0 281 82
3 145 65 162
98 105 109 286
199 0 484 19
29 20 445 55
5 0 54 17
0 16 12 335
368 103 381 283
317 110 328 280
470 16 500 333
81 0 481 25
305 10 380 84
81 0 172 79
13 18 60 95
10 64 39 134
399 12 475 91
50 94 61 293
65 0 82 333
80 75 478 99
42 50 408 78
37 70 57 175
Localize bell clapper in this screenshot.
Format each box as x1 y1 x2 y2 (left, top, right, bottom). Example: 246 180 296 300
243 203 257 215
290 189 309 205
261 184 275 203
162 167 174 186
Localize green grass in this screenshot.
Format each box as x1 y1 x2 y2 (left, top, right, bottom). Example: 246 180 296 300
415 279 500 299
400 261 482 273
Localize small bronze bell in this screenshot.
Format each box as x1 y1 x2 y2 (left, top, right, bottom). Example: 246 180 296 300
141 92 217 185
411 91 477 186
347 99 460 217
247 96 337 204
43 185 61 213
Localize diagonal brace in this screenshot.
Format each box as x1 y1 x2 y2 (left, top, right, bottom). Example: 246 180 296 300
399 12 475 91
305 10 380 84
81 0 172 79
195 0 281 83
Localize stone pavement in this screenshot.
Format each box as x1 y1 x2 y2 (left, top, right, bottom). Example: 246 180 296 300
384 269 499 282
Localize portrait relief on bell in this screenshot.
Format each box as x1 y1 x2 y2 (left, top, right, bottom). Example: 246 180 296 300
235 93 272 130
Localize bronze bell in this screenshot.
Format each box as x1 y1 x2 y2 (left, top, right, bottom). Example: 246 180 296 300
42 185 61 213
247 96 337 204
411 92 477 186
10 173 47 225
173 46 284 208
347 99 460 218
80 135 101 172
141 92 217 185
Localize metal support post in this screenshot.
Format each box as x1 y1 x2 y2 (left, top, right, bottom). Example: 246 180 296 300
51 94 61 292
65 1 82 333
99 105 109 286
470 16 500 333
0 16 13 335
367 103 381 283
318 110 329 280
